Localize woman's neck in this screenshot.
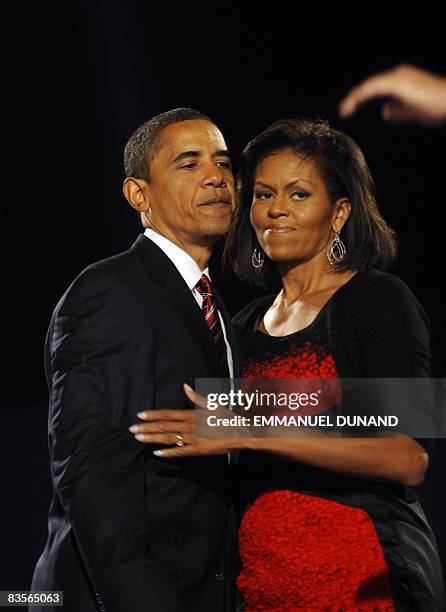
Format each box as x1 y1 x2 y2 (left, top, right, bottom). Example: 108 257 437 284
277 256 355 305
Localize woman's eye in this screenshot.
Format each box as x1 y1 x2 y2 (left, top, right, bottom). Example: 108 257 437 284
291 191 309 201
254 191 272 200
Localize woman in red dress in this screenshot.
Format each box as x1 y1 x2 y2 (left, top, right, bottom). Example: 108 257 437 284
134 118 445 610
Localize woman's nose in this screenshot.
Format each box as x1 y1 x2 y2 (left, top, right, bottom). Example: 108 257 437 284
267 194 289 217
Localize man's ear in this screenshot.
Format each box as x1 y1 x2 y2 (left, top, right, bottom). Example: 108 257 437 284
123 177 151 214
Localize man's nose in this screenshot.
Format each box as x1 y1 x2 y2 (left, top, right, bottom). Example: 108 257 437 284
203 164 227 187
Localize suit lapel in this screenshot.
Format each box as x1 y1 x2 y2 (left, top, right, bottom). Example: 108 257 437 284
131 234 222 375
214 287 241 378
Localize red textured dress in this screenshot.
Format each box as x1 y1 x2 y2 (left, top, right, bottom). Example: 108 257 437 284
236 303 395 611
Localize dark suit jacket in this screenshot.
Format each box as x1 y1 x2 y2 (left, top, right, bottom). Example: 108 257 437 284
31 234 241 612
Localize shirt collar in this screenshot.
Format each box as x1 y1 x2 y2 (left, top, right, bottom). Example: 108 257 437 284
143 228 210 290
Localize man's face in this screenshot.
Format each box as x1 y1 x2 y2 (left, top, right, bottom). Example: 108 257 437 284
144 120 236 247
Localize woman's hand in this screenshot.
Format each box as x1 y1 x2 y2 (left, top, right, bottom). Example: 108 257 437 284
129 383 250 457
129 384 428 484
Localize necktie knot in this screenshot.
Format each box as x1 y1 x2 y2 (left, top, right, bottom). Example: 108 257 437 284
195 274 213 298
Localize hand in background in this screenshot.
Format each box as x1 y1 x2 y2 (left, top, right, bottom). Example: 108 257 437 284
339 64 446 126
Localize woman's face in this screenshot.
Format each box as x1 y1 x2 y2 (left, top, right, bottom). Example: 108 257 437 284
250 150 349 266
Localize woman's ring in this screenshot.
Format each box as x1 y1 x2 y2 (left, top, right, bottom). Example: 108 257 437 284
176 434 185 447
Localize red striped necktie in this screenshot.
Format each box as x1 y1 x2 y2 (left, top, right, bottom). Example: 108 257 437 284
195 274 230 378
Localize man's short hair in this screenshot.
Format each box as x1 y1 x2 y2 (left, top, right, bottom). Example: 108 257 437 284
123 108 213 180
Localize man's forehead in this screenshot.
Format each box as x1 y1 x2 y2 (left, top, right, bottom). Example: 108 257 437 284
159 120 226 154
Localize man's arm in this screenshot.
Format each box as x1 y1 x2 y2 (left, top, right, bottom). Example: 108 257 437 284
48 264 160 611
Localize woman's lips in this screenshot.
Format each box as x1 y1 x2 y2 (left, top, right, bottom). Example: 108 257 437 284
265 225 295 234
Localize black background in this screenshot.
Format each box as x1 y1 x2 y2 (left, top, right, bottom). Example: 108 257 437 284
2 0 445 593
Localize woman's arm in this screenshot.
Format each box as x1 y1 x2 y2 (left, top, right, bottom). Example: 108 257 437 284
131 274 432 487
246 275 432 485
131 386 429 486
243 434 428 486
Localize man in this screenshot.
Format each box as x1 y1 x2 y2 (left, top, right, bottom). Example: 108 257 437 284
31 108 240 612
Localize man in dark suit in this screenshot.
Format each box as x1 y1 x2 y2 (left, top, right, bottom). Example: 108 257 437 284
31 108 240 612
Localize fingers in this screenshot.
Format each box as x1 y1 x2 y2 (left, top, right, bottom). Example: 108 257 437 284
131 385 218 448
338 64 446 121
130 407 195 444
130 419 193 434
134 384 210 426
339 71 400 119
382 100 439 125
152 440 228 458
153 445 198 457
183 383 208 409
382 100 417 122
136 409 189 421
134 432 193 445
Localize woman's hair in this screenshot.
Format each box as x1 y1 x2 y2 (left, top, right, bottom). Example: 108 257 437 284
223 117 397 287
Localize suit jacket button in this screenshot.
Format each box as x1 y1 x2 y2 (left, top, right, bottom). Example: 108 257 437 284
215 572 226 582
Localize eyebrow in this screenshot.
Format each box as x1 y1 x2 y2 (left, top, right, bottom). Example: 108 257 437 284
170 149 231 165
254 179 314 189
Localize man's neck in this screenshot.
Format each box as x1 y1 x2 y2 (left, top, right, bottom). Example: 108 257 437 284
180 243 212 271
145 226 213 271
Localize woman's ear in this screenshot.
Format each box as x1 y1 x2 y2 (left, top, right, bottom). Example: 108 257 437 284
332 197 351 232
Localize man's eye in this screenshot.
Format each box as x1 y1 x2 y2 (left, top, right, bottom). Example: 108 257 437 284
216 161 232 169
180 162 197 169
254 192 273 200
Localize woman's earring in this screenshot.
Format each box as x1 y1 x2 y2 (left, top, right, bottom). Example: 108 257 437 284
252 247 265 269
327 230 346 265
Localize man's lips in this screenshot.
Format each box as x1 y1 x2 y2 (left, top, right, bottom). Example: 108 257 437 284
198 195 232 206
264 224 296 234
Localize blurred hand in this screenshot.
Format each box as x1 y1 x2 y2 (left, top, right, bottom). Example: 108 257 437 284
339 64 446 126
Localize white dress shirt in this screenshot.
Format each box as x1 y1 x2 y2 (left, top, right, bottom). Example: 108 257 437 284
143 228 234 378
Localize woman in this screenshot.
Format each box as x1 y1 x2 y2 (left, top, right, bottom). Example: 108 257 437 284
131 118 445 610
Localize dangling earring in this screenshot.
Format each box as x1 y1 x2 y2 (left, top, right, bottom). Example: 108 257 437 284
327 229 346 265
252 247 264 269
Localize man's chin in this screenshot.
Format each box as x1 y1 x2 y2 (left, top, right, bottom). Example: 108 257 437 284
198 212 233 232
194 222 232 244
198 203 234 217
